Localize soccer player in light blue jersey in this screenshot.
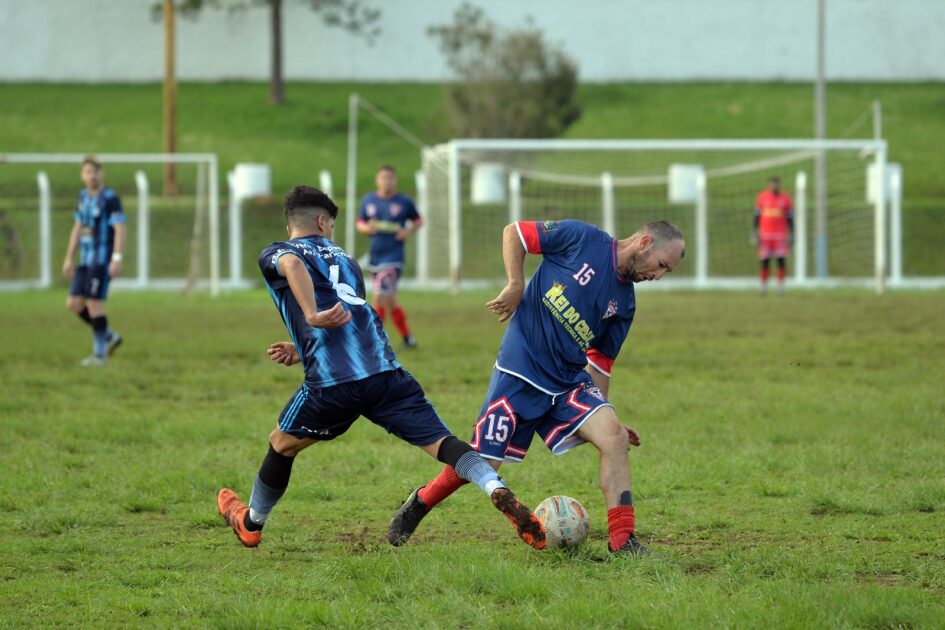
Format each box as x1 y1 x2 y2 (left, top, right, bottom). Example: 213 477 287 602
389 219 685 556
217 185 544 550
62 157 125 366
356 165 422 348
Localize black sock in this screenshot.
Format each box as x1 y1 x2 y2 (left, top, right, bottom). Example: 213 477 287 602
77 307 93 327
436 436 473 468
258 444 295 490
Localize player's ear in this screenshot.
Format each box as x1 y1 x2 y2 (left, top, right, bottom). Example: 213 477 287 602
639 234 653 251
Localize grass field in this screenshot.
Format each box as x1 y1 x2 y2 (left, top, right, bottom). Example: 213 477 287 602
2 289 944 627
2 82 945 279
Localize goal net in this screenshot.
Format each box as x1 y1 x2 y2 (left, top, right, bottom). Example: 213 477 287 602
0 153 222 294
419 139 894 291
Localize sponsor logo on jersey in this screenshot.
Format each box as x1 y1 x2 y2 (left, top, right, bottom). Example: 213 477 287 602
390 203 401 217
603 299 617 319
541 220 559 234
366 203 377 217
542 281 596 350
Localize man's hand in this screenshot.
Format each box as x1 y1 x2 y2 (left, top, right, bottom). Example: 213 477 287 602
394 228 410 241
305 302 352 328
624 425 641 447
108 260 123 278
365 219 378 235
62 259 74 280
267 341 300 366
486 283 524 323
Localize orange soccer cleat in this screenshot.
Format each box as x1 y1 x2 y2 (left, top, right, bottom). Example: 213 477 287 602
491 488 546 550
217 488 262 548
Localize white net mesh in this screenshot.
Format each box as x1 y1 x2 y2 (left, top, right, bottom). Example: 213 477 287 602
421 141 884 288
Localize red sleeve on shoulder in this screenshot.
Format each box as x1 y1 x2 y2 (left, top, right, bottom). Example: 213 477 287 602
586 348 614 377
517 221 541 254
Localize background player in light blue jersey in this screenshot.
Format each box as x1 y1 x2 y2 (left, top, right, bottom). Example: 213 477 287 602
355 165 422 348
61 156 125 367
389 219 685 556
217 185 545 550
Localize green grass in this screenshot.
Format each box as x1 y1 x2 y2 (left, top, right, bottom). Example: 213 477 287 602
2 289 944 627
1 82 944 277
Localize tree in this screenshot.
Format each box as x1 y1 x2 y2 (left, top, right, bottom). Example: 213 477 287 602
428 3 581 138
152 0 380 105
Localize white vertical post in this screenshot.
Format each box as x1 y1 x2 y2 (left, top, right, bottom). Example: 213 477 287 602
601 171 615 236
319 170 333 198
794 171 807 284
207 157 220 297
227 170 241 289
448 142 462 294
345 93 359 256
508 171 522 223
873 148 887 294
36 171 52 289
695 170 708 287
134 170 149 288
414 170 429 286
889 165 902 286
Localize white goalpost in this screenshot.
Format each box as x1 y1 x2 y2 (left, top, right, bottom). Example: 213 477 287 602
416 138 926 293
0 152 223 295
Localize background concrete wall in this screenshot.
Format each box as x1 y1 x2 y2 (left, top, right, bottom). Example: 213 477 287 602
1 0 940 82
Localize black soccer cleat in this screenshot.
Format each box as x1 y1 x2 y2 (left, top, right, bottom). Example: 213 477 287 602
388 487 430 546
403 334 418 349
609 533 650 556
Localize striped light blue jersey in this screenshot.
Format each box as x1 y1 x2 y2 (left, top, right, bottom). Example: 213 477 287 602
259 235 400 388
74 187 125 267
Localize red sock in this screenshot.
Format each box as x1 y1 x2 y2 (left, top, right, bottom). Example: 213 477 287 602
376 306 386 323
607 505 636 550
391 307 410 337
760 267 770 283
776 267 786 283
418 465 468 508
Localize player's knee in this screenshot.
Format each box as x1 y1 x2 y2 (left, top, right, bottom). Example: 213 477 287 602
584 412 628 454
66 297 82 313
269 430 302 457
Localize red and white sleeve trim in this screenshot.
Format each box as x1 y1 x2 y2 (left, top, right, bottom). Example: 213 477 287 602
515 221 541 254
586 348 614 377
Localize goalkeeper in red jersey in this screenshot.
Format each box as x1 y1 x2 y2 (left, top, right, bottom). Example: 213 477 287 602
753 176 794 296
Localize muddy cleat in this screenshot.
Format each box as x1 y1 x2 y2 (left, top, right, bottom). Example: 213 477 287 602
217 488 261 548
490 488 546 550
403 334 418 349
609 533 650 556
388 487 429 546
79 355 106 367
106 333 123 357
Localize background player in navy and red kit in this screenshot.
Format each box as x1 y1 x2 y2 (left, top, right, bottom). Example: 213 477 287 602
753 176 794 296
356 165 422 348
388 219 686 556
216 185 544 550
61 156 125 366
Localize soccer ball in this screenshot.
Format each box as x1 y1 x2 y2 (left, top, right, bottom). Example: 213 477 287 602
535 495 590 549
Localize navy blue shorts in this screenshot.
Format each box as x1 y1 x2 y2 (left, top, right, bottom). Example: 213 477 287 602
470 368 614 462
277 368 451 446
69 265 110 300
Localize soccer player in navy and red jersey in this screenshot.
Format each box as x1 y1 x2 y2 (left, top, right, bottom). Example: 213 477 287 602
356 165 422 348
753 176 794 296
216 185 544 550
389 219 685 556
61 156 125 366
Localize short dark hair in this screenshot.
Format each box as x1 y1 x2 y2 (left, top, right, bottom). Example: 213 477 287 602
642 220 685 258
82 156 102 170
283 185 339 224
377 164 397 175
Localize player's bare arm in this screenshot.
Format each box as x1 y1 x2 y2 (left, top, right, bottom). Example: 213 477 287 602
279 254 352 328
355 218 377 235
486 223 527 322
394 217 423 242
108 222 125 278
62 220 81 279
267 341 300 366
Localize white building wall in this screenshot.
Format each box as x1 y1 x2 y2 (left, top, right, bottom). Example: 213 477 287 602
1 0 942 82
